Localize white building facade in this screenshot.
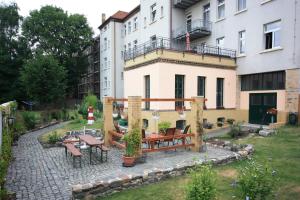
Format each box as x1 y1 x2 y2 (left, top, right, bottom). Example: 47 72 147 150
99 0 300 125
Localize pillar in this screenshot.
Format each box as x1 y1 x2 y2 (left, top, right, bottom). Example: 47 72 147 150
103 97 114 146
190 97 204 152
127 96 142 132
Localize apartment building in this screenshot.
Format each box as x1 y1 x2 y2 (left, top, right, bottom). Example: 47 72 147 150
99 11 127 99
78 36 101 99
100 0 300 126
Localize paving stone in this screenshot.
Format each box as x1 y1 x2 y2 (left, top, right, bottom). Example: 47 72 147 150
5 122 237 199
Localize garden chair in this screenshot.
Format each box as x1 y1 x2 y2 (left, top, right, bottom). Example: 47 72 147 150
163 127 176 147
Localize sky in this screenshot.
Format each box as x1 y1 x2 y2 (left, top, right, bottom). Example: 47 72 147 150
3 0 140 35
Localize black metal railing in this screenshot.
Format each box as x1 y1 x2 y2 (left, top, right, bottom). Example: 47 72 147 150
124 37 236 61
173 19 212 39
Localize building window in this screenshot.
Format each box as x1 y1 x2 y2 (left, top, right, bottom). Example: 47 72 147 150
217 0 225 19
128 42 131 52
175 75 185 108
150 3 157 22
176 120 186 130
143 119 149 129
197 76 206 97
264 20 281 49
241 71 285 91
150 35 157 49
104 38 107 50
203 3 210 26
104 57 107 68
216 78 224 108
237 0 246 11
124 24 127 36
128 21 131 34
133 40 138 50
216 37 225 48
186 14 192 32
145 75 150 110
239 30 246 54
133 17 138 31
144 17 147 28
161 6 164 17
104 77 107 88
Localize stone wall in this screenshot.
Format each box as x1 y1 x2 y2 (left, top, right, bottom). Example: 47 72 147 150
72 145 253 200
286 68 300 113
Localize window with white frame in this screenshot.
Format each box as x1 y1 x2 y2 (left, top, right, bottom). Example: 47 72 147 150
216 37 225 48
133 40 138 50
161 6 164 17
104 38 107 50
133 17 138 31
128 21 131 34
128 43 131 53
104 77 107 88
150 3 157 22
264 20 281 49
237 0 246 11
124 24 127 36
144 17 147 27
239 30 246 54
217 0 225 19
104 57 107 68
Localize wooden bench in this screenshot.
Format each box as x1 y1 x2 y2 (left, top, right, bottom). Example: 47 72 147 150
96 145 109 162
64 143 82 168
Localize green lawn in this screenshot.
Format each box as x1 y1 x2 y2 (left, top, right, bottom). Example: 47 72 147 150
39 118 103 143
101 126 300 200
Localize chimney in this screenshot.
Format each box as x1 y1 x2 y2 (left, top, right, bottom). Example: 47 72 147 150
102 13 106 23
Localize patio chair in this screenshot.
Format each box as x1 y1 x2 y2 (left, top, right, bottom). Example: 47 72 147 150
163 128 176 146
142 129 149 148
114 121 125 135
181 125 191 145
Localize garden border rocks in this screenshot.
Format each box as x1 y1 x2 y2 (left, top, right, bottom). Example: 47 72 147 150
71 145 254 200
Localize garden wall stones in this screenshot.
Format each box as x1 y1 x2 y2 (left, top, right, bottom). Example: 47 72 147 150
71 146 254 200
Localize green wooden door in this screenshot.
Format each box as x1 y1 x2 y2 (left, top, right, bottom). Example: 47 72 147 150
249 93 277 125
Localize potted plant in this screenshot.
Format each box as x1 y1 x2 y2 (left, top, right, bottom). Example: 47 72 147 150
122 127 141 167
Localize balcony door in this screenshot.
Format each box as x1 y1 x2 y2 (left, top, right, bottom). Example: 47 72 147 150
186 15 192 33
203 4 210 28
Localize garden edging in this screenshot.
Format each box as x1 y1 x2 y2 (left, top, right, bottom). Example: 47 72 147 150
72 145 254 200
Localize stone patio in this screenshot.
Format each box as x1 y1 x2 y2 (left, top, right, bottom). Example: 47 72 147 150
5 124 249 200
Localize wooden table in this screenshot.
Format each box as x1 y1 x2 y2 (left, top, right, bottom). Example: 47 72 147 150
78 135 103 164
146 133 167 149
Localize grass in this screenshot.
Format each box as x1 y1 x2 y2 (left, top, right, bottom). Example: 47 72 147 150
101 126 300 200
39 118 103 143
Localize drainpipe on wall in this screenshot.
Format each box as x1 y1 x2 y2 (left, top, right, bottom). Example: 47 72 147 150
292 0 297 64
113 21 116 98
170 0 173 43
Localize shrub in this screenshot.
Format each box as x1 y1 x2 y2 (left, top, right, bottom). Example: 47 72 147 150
158 121 171 133
238 160 278 200
0 129 13 190
21 111 38 130
48 131 61 144
228 123 242 138
186 164 217 200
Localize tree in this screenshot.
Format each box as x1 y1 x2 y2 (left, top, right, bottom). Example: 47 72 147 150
20 54 67 104
22 6 93 97
0 3 29 103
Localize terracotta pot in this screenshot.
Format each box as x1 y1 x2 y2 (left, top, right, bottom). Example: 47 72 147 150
122 155 135 167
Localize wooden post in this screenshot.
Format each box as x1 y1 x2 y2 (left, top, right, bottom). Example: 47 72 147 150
190 97 204 152
127 96 142 132
127 96 142 155
103 97 114 146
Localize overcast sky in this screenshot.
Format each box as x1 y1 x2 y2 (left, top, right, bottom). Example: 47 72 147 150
3 0 140 35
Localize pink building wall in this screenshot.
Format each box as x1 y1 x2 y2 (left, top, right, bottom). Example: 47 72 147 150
124 62 237 110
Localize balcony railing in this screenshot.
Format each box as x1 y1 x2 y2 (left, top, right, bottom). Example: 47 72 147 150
174 0 202 9
124 37 236 61
173 19 212 40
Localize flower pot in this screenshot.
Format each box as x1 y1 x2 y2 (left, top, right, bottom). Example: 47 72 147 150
122 155 135 167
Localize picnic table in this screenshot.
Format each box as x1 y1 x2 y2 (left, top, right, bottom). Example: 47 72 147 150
78 135 103 164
